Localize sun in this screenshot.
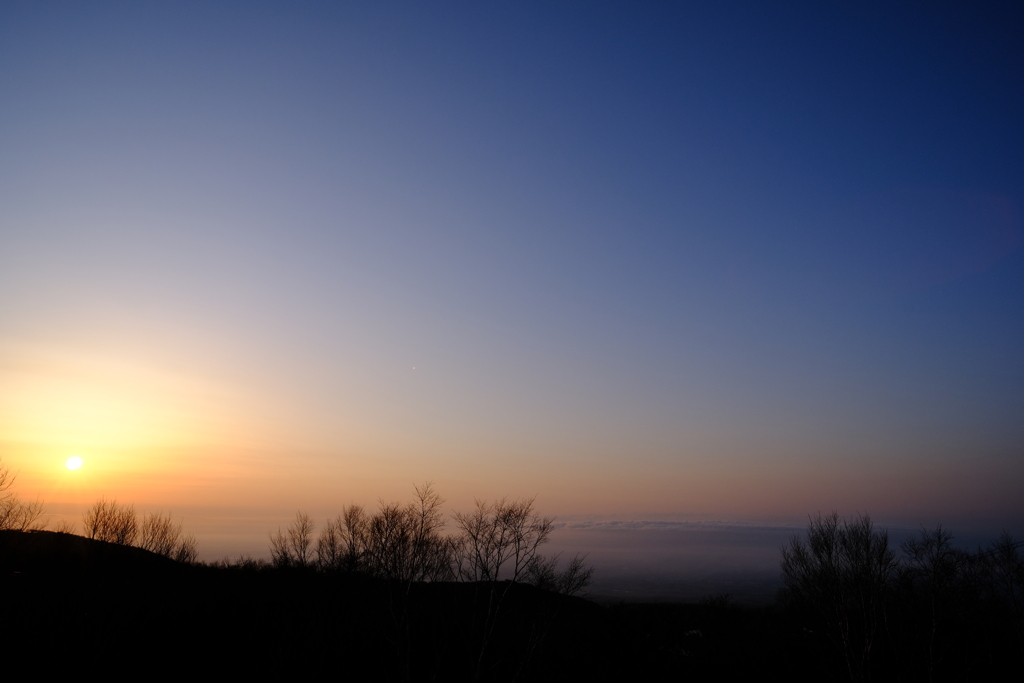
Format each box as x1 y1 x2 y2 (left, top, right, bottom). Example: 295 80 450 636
65 456 83 470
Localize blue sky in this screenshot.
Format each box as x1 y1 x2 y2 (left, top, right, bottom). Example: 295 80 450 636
1 3 1022 555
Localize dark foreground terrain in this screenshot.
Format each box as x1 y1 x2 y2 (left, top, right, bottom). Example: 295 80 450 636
2 529 813 681
3 529 1021 681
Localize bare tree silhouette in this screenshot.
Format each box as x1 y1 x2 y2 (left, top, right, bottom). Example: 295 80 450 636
289 511 315 567
140 511 181 556
341 504 369 571
177 535 198 563
452 496 593 682
985 532 1024 655
82 499 138 545
364 483 453 582
781 512 897 682
316 514 345 571
360 484 455 682
270 511 315 568
0 458 46 531
315 504 371 572
526 552 595 597
140 511 198 563
453 497 552 583
896 525 978 678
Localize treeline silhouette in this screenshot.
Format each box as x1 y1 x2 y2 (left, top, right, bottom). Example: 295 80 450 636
81 498 199 563
246 484 595 681
3 458 1023 681
261 484 592 595
1 473 619 681
781 512 1024 682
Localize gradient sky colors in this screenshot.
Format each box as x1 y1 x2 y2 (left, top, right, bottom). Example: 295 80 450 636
1 3 1022 561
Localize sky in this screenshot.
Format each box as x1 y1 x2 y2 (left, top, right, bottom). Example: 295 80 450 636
1 2 1022 567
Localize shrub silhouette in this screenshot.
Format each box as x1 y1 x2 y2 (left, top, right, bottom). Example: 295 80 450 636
526 551 595 597
52 519 77 534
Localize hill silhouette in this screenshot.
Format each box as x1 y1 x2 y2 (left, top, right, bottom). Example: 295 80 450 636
1 528 812 681
0 529 181 573
9 521 1022 681
6 497 1021 681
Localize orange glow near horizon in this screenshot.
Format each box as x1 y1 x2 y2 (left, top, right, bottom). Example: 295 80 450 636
0 344 336 506
2 344 1022 533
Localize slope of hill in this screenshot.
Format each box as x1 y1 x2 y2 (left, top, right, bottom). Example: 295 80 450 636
0 529 810 681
